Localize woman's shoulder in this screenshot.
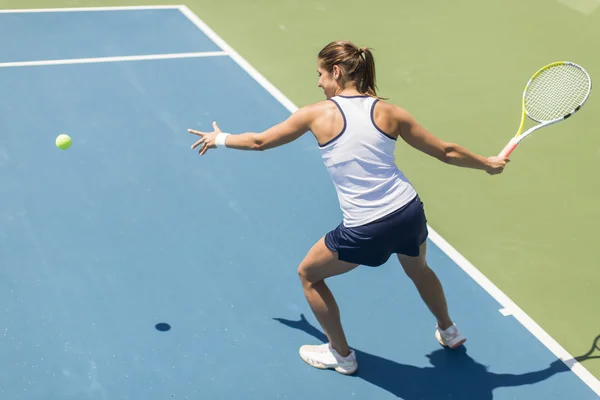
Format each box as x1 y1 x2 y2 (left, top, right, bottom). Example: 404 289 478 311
372 99 412 119
297 99 339 116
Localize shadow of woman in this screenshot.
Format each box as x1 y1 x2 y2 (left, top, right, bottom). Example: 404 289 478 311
273 314 570 399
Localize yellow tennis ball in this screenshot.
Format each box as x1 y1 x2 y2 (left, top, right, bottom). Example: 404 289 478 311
56 134 72 150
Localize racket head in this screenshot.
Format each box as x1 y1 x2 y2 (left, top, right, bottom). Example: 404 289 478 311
523 61 592 124
499 61 591 158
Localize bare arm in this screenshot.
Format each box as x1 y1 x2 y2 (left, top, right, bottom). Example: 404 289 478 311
393 107 508 174
188 105 316 155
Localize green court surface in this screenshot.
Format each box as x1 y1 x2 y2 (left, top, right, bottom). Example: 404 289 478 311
3 0 599 382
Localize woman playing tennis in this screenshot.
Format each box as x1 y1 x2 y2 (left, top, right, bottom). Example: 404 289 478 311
188 40 509 375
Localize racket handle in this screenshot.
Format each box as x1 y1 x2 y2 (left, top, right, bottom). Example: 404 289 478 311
498 138 518 158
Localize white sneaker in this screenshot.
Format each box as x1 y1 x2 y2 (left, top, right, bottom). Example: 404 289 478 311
299 343 358 375
435 323 466 349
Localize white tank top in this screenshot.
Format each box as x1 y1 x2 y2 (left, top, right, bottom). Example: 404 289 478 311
318 95 417 227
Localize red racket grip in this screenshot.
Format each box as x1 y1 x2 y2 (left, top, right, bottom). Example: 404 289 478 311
498 138 518 158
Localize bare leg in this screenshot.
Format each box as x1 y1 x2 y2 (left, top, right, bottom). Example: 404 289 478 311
397 241 453 330
297 236 359 357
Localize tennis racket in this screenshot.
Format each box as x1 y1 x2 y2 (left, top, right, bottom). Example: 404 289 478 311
498 61 592 158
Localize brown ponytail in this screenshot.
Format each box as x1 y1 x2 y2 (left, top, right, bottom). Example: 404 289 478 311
318 41 385 99
359 47 378 97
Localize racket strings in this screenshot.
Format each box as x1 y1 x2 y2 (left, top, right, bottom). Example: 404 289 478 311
525 64 590 122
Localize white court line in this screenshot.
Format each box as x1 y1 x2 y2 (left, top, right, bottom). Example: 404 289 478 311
0 52 228 68
178 4 600 396
499 308 513 317
0 5 182 13
177 6 297 113
427 232 600 394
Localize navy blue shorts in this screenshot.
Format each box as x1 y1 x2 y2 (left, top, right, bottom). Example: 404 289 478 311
324 195 428 267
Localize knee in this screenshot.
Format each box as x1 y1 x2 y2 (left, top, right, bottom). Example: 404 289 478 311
297 263 319 286
402 262 430 282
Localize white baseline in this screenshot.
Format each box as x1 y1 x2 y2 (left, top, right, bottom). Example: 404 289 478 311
0 52 228 68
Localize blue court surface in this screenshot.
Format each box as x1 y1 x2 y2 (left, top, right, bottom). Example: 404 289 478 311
0 6 599 400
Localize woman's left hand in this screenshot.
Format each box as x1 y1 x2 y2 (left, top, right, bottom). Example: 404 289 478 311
188 122 222 155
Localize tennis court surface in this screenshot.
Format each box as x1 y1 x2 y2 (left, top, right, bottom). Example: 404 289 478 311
0 6 599 399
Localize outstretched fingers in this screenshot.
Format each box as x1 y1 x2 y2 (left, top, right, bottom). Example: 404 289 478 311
188 129 206 150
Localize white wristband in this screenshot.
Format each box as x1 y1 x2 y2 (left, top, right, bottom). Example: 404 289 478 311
215 132 230 148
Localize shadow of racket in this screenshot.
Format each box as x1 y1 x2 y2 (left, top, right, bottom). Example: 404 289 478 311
574 335 600 363
562 334 600 369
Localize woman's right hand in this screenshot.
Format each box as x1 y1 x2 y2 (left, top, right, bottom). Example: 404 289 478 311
485 156 510 175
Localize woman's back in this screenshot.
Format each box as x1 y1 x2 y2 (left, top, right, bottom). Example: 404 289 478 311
316 95 417 228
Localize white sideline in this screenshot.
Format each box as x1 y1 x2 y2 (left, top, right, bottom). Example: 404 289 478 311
178 4 600 396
